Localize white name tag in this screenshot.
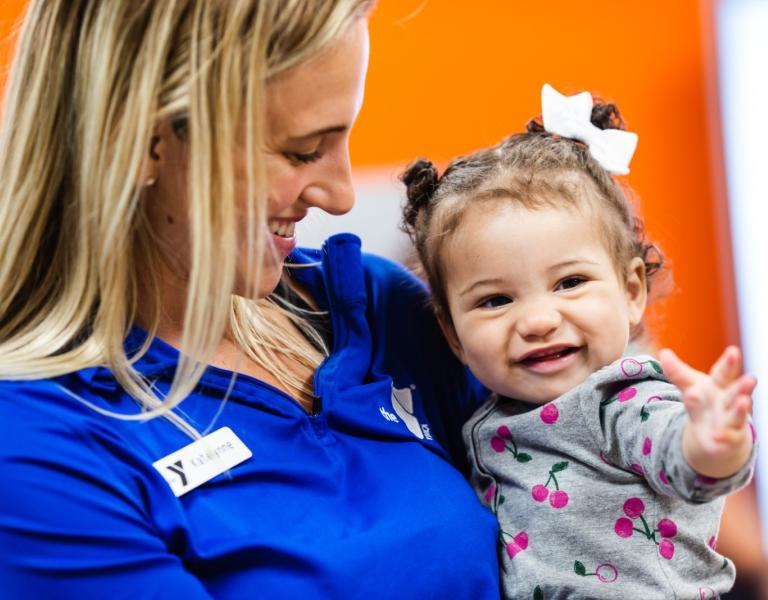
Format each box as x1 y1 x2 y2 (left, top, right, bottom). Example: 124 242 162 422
152 427 252 497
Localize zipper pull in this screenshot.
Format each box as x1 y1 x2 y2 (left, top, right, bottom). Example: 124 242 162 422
311 394 323 416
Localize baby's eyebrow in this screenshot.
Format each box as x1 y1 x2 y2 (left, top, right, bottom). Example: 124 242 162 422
548 258 600 271
459 278 504 298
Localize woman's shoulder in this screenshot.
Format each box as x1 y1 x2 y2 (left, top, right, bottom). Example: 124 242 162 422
0 371 152 463
360 251 427 300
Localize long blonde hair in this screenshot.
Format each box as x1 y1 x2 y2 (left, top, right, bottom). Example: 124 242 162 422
0 0 372 435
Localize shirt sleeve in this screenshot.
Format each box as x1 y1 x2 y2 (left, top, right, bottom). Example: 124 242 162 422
362 253 488 473
589 360 756 503
0 396 214 600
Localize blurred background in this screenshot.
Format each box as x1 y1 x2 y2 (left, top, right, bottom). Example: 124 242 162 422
0 0 765 597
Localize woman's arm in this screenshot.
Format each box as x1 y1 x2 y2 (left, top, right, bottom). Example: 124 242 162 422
0 390 214 599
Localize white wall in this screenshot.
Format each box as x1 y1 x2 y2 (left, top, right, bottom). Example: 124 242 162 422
717 0 768 547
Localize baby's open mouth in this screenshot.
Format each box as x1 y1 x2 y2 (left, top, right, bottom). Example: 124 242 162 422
520 346 580 365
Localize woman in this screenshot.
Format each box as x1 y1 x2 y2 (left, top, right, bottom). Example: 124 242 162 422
0 1 499 598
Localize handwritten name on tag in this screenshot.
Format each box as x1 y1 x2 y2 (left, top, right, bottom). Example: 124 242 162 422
152 427 252 497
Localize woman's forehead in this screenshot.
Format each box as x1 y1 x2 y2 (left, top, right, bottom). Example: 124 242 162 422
264 20 369 142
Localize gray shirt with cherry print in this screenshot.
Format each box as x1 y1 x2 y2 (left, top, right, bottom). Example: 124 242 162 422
463 355 757 600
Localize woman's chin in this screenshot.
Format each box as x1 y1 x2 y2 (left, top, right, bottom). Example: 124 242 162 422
232 268 283 300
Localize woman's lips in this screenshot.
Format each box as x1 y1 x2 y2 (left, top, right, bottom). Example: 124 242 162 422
267 219 298 257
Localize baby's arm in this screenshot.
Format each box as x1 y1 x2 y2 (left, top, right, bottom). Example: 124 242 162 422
660 346 756 479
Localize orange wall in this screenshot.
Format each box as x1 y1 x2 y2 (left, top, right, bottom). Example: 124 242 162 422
356 0 735 370
0 1 735 370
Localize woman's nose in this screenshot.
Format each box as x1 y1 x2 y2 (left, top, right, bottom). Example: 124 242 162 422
301 144 355 215
516 303 562 339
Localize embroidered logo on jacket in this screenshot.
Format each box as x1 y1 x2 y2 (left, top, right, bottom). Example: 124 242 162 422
390 385 432 440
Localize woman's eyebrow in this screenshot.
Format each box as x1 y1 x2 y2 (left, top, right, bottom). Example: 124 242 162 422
286 124 347 142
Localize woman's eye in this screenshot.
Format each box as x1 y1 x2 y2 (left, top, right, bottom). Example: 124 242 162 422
479 295 512 309
558 276 586 291
286 150 322 165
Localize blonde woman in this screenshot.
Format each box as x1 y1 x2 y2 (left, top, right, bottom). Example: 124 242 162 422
0 1 499 598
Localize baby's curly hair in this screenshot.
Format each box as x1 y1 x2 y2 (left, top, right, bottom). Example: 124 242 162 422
400 98 663 334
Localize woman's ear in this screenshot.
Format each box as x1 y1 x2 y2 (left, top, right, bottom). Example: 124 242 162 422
137 120 179 189
437 310 466 365
137 131 162 188
625 256 648 329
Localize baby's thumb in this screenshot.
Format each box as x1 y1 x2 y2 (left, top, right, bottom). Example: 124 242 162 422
659 348 701 391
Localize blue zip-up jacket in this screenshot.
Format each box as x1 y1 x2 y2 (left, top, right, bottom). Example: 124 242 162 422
0 234 499 599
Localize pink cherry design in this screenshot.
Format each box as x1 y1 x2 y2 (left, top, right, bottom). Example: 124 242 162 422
620 358 643 377
505 541 522 559
531 484 549 502
631 463 645 476
659 469 670 485
483 484 496 504
599 451 612 466
659 539 675 559
595 563 619 583
623 497 645 518
658 518 677 538
618 387 637 402
497 425 512 439
505 531 528 559
549 490 569 509
642 437 652 455
540 403 559 424
708 536 717 551
614 517 634 538
514 531 529 550
490 436 505 452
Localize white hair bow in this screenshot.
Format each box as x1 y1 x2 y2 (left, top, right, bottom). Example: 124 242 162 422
541 83 638 175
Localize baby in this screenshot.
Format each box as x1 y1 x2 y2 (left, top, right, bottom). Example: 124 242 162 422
401 84 757 599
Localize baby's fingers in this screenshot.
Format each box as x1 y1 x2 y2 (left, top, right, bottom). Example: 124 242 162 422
712 393 753 443
659 348 704 391
711 376 754 434
681 385 707 422
709 346 743 388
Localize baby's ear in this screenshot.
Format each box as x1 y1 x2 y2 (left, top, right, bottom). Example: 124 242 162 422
625 257 648 328
436 310 466 364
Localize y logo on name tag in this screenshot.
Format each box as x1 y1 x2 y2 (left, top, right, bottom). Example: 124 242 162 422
152 427 252 497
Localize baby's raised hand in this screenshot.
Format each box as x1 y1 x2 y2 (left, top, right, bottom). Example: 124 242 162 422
659 346 755 479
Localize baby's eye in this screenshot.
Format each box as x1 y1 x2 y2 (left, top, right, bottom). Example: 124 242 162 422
557 276 586 291
479 295 512 309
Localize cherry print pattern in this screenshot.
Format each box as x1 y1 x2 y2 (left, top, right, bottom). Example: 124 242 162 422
502 530 529 559
614 497 677 559
659 461 674 485
619 357 663 378
491 425 532 463
574 560 619 583
540 403 559 425
531 461 570 509
603 358 664 422
618 387 637 402
484 482 507 515
484 484 496 504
